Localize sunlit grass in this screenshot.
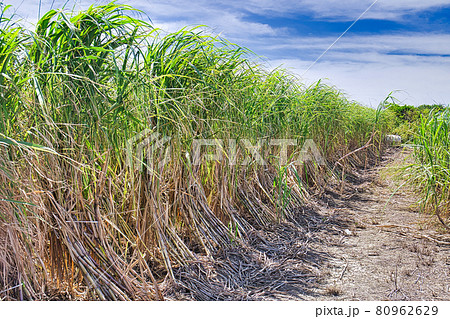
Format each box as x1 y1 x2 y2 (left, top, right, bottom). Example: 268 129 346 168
401 109 450 230
0 3 393 300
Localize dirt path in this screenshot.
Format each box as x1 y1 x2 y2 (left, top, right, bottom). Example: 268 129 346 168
168 148 450 300
307 147 450 300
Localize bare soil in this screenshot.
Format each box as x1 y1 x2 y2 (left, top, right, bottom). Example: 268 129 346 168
166 148 450 300
306 147 450 301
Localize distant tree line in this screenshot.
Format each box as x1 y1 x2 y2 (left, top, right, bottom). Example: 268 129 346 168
387 103 448 141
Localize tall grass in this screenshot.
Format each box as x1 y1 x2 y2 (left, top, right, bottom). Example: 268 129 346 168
400 109 450 230
0 3 393 300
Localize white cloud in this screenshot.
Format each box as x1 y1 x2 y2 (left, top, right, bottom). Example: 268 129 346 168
134 1 282 40
262 32 450 106
264 34 450 58
240 0 450 21
270 55 450 107
4 0 450 106
6 0 450 25
4 0 282 39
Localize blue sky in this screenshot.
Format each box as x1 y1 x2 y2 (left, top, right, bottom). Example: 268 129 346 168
4 0 450 107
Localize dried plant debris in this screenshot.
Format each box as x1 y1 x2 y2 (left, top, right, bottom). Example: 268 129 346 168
165 221 326 300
